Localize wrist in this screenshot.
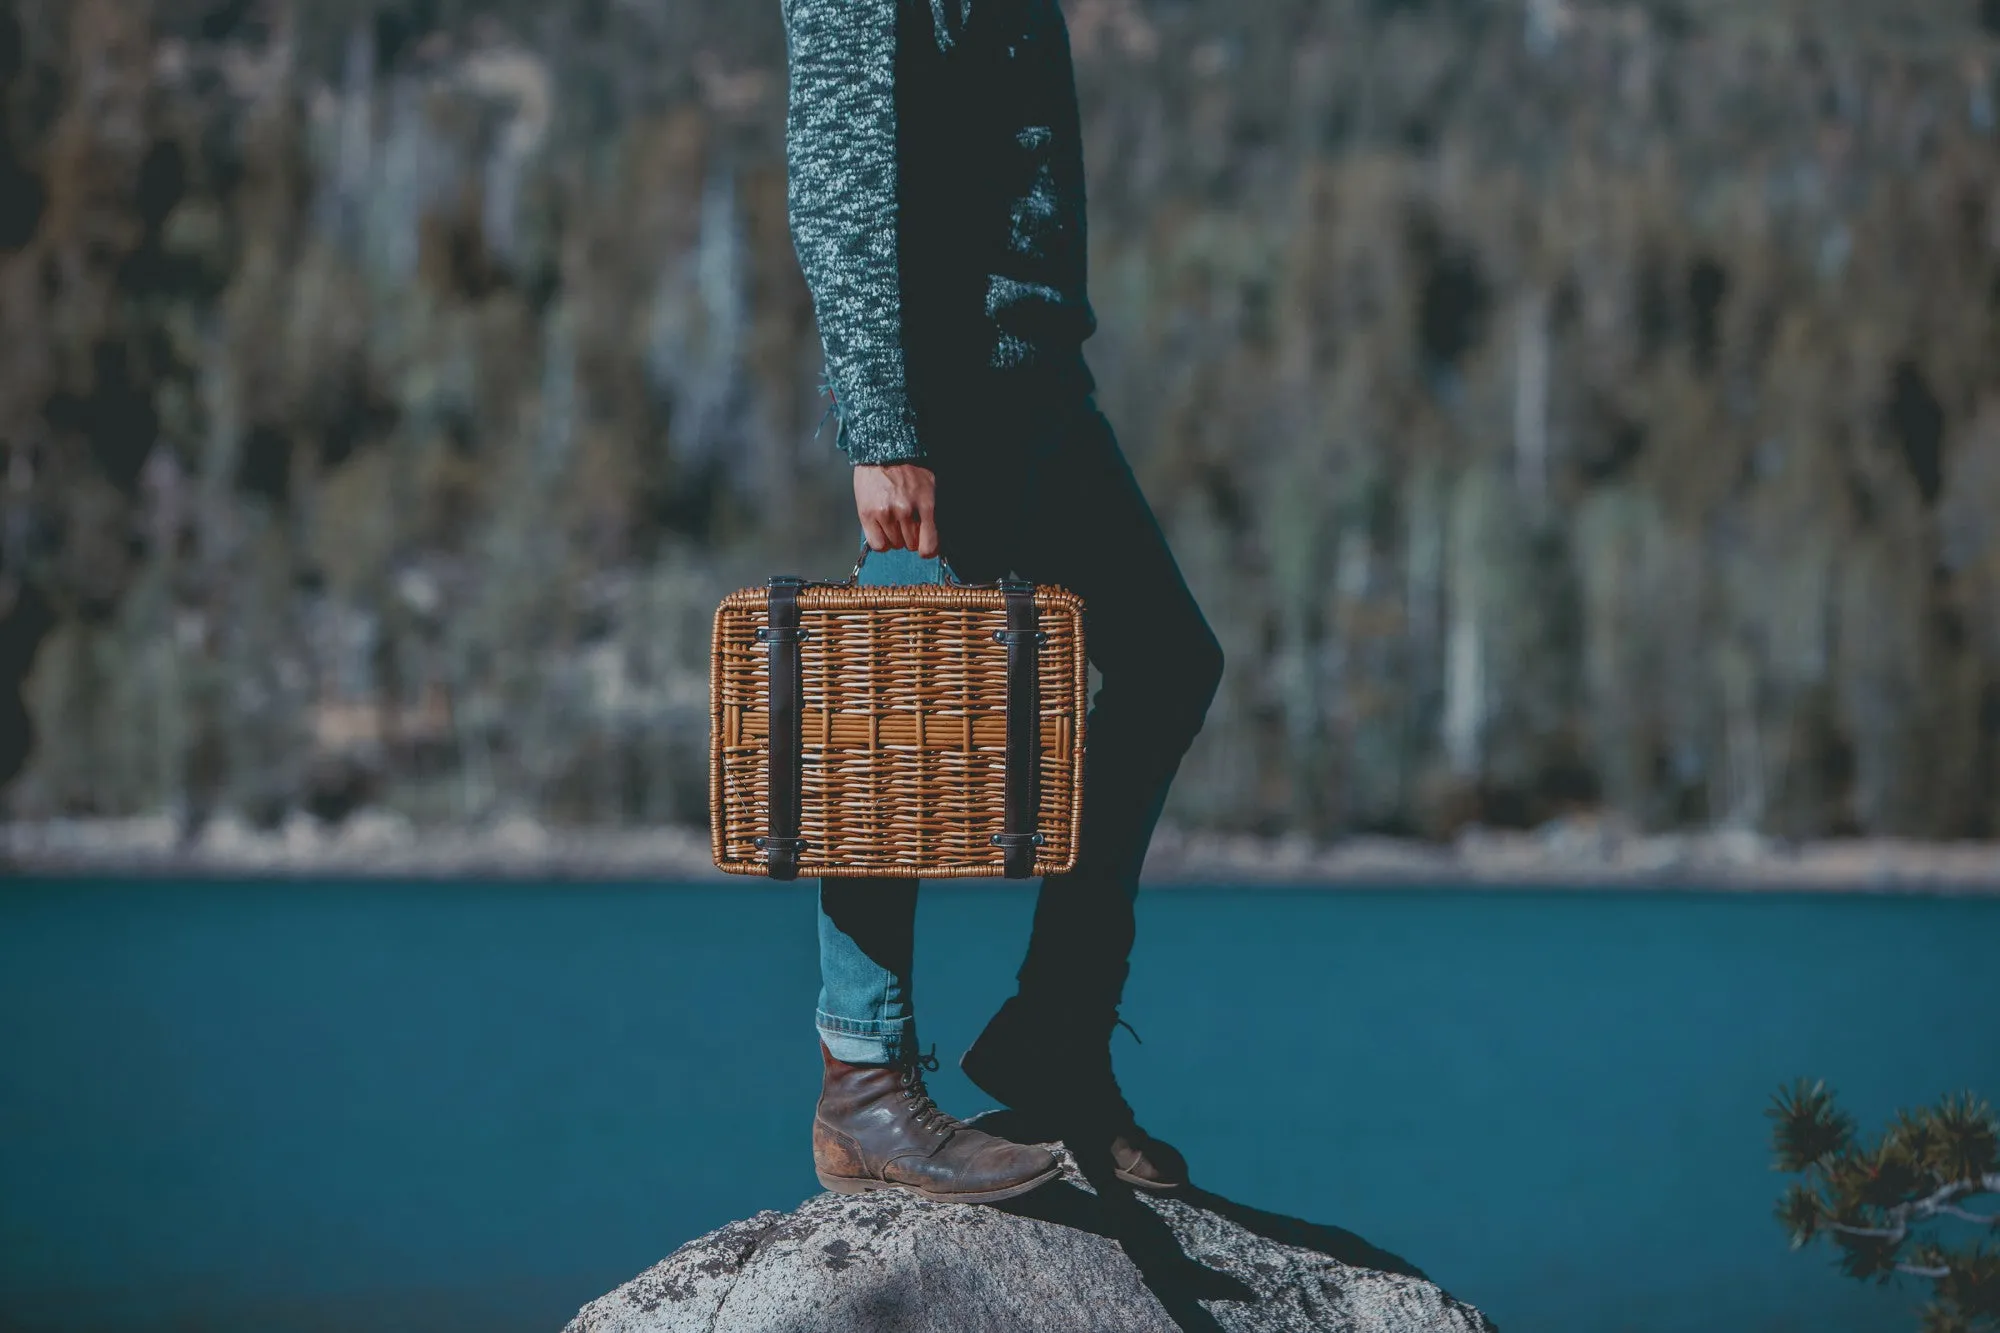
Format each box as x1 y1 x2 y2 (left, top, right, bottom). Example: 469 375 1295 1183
837 411 924 467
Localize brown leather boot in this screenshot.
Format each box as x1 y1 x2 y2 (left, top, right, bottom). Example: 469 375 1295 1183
960 998 1189 1192
813 1042 1061 1204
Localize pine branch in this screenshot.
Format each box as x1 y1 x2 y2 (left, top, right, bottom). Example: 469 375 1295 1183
1826 1177 2000 1246
1935 1206 1999 1228
1773 1083 2000 1328
1831 1221 1913 1241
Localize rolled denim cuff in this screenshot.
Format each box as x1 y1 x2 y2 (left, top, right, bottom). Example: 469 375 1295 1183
816 1010 916 1066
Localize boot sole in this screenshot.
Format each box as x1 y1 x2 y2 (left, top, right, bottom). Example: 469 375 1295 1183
1114 1167 1186 1193
815 1163 1062 1205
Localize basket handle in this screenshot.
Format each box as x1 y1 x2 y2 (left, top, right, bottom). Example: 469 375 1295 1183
841 542 995 589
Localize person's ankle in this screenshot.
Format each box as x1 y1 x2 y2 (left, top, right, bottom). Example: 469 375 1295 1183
819 1040 906 1072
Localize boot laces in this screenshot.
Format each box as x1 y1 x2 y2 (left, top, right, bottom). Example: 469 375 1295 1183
1099 1016 1143 1130
898 1047 962 1136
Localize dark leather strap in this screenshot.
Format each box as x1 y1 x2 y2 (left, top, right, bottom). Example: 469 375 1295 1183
992 579 1042 878
757 576 807 879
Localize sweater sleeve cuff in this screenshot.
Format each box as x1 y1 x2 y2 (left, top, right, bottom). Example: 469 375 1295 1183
838 414 927 466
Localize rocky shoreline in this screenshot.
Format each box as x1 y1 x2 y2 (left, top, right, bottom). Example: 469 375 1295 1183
4 814 1998 892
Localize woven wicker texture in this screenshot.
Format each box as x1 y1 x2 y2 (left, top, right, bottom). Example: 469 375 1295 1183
711 584 1087 877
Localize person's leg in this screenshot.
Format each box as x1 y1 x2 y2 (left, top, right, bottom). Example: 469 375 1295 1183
815 877 919 1064
947 387 1223 1188
810 540 1059 1203
812 542 940 1065
952 391 1223 1014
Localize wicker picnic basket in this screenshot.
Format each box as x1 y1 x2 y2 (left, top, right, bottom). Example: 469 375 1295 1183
710 551 1086 880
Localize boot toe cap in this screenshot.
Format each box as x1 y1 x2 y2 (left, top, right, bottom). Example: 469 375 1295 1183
993 1139 1062 1184
895 1135 1059 1199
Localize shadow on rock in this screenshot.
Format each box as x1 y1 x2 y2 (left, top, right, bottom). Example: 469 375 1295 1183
972 1108 1432 1333
971 1106 1429 1281
1180 1188 1430 1282
996 1172 1253 1332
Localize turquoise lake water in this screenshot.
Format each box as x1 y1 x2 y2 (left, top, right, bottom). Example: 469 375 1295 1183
2 878 1995 1332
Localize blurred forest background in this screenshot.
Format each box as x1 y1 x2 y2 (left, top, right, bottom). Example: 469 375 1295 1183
3 0 1999 845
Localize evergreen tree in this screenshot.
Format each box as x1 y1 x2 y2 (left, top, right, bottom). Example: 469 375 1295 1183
1770 1080 2000 1331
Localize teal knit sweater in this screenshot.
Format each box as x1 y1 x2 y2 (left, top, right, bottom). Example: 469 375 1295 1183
780 0 1097 465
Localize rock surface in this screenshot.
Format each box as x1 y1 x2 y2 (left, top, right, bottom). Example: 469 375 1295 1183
564 1126 1497 1333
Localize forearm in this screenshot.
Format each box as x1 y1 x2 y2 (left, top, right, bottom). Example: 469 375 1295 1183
782 0 924 465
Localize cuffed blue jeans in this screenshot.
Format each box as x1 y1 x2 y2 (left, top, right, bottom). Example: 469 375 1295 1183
816 378 1224 1065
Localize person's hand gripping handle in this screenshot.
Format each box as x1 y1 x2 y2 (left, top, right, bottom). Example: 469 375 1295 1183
853 464 940 559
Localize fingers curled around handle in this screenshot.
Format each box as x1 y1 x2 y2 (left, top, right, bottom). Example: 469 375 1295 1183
917 502 940 560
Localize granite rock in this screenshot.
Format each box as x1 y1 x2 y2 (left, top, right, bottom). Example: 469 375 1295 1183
564 1130 1497 1333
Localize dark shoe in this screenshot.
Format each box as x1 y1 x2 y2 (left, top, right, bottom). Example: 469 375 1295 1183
960 998 1190 1192
813 1041 1061 1204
